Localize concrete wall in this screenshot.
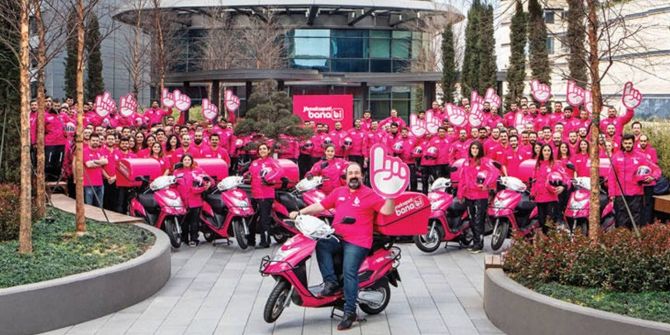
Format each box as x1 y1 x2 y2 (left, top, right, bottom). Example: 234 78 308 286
0 224 171 335
484 268 670 335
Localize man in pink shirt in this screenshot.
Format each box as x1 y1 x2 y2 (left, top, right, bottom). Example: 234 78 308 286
144 100 170 126
600 105 634 137
83 134 108 207
102 133 118 211
378 109 407 130
201 133 231 165
346 119 367 168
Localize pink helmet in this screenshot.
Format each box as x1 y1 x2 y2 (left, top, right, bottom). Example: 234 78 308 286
302 140 314 149
393 142 404 154
547 172 564 187
322 137 333 146
413 146 423 156
476 171 488 185
424 146 438 160
636 165 651 177
343 137 353 148
235 138 244 148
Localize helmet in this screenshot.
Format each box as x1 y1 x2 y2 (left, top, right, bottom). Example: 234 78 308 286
413 146 423 156
393 142 404 154
430 177 451 192
235 138 244 148
343 137 353 148
424 146 438 160
636 165 651 177
322 137 333 146
547 172 564 187
302 140 314 150
476 171 488 185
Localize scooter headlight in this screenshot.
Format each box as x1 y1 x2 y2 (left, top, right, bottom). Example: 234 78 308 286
232 198 249 207
163 197 184 208
570 198 589 210
431 199 445 211
272 245 299 261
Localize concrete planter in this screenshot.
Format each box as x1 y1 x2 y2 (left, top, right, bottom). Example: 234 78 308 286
0 224 171 335
484 268 670 335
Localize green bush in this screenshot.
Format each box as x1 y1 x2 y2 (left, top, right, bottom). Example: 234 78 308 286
632 121 670 179
503 224 670 292
0 183 20 241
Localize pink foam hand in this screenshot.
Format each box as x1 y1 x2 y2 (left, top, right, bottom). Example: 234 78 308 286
446 103 467 127
201 98 219 121
566 80 585 107
95 92 115 117
530 80 552 103
409 112 426 137
370 144 410 199
484 87 501 109
425 110 440 134
173 90 192 112
584 89 593 114
161 88 175 108
119 94 137 117
469 91 484 127
621 82 642 109
224 89 240 112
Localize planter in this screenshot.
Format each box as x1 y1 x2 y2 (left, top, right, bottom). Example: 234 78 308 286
484 268 670 335
0 224 171 335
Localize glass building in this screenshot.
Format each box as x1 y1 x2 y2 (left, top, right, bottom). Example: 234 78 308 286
114 1 464 122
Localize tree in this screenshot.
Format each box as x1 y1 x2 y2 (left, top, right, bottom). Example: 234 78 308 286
566 0 588 87
85 12 104 99
441 24 456 103
528 0 551 86
461 0 482 95
504 0 527 109
33 0 46 219
122 0 150 97
18 0 32 253
64 11 78 100
235 80 312 141
74 0 85 233
478 4 497 91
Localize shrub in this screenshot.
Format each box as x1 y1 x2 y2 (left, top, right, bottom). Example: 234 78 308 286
633 121 670 179
503 224 670 292
0 183 20 241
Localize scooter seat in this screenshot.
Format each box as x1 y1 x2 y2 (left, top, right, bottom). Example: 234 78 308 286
276 191 305 212
138 193 160 213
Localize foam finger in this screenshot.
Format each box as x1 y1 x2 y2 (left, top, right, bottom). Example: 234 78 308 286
372 145 385 172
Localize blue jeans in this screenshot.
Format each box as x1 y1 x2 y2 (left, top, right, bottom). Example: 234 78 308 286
316 238 369 314
84 186 104 208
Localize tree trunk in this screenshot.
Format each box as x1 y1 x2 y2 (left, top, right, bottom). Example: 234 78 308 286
18 0 33 254
587 0 600 241
153 3 165 96
75 0 86 233
34 0 46 219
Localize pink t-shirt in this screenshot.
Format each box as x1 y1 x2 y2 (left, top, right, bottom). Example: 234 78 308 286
320 186 385 249
83 146 104 186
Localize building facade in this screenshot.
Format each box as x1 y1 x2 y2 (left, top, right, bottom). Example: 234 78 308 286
495 0 670 118
114 0 464 122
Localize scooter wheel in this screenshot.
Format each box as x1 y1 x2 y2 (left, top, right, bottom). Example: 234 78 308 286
264 279 291 323
233 218 249 249
163 217 182 249
413 221 443 253
491 218 509 251
359 278 391 315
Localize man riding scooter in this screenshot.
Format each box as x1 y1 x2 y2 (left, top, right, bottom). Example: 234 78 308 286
289 162 395 330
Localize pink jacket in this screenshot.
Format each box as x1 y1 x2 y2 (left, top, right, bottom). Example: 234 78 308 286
144 108 169 126
531 160 568 203
45 111 67 146
174 167 209 208
346 128 367 156
248 157 283 199
449 139 472 164
609 150 661 197
457 157 499 200
379 116 407 130
308 158 347 194
600 108 634 137
310 133 325 158
329 130 348 157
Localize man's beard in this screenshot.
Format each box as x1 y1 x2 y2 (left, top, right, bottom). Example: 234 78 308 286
348 177 361 190
194 139 202 145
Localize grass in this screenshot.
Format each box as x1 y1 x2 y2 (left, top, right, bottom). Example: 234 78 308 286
535 282 670 324
0 208 155 289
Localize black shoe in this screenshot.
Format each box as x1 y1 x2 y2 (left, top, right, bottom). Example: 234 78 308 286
470 241 484 254
188 240 198 247
319 281 340 297
337 312 357 331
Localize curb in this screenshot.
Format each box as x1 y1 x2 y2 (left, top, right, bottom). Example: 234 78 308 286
0 223 171 335
484 268 670 335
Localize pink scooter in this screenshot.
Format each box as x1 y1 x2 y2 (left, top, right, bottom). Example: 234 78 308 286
488 176 540 251
564 176 615 235
260 192 429 324
130 175 187 248
414 177 472 252
200 176 256 248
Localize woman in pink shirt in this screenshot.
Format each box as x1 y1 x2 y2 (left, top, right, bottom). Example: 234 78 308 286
531 145 567 234
307 145 347 195
148 142 170 177
174 154 210 247
246 143 283 248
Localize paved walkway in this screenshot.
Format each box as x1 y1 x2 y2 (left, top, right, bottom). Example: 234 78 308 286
43 236 503 335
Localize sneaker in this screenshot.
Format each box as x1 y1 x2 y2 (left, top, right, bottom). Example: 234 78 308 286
319 281 341 297
469 241 484 254
337 312 357 331
188 241 198 247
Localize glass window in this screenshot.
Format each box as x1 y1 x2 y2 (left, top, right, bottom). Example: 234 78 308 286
292 58 329 70
544 11 555 24
370 60 392 72
293 37 330 58
546 37 555 55
392 60 410 72
391 39 410 58
331 59 368 72
294 29 330 38
392 86 411 99
392 101 410 121
392 31 411 39
332 37 366 58
370 100 391 120
370 32 390 58
370 86 391 99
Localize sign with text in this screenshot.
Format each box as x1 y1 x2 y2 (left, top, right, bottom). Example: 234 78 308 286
292 95 353 129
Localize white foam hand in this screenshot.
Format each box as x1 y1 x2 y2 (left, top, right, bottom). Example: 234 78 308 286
370 144 409 199
531 80 552 103
173 90 192 112
161 88 175 108
425 110 441 134
95 92 116 117
566 80 585 107
484 87 501 109
469 91 485 127
446 103 466 127
409 113 426 137
201 98 219 121
119 94 137 117
584 89 593 114
225 90 240 112
621 82 642 109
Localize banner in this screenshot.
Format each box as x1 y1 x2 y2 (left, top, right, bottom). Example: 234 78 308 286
292 95 353 129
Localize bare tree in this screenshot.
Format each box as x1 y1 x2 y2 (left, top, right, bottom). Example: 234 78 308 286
238 9 287 70
147 0 184 96
198 10 241 71
18 0 32 253
121 0 150 96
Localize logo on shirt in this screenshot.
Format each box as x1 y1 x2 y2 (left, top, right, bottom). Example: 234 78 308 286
353 196 361 207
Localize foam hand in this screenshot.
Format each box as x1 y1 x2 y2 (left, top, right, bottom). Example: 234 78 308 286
370 144 409 199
